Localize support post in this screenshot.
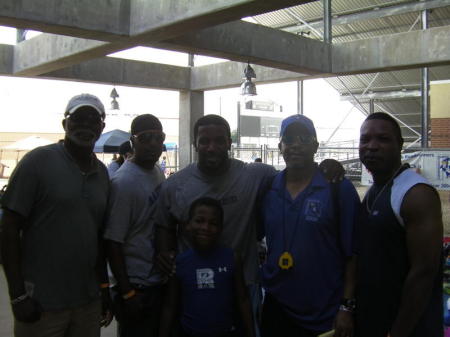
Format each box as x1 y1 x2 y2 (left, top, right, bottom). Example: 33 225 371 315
297 80 304 115
179 90 204 169
16 29 26 43
369 99 374 115
188 54 195 67
237 101 241 147
421 9 429 148
323 0 332 43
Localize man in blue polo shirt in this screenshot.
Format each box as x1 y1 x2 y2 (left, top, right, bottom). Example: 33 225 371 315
260 115 360 337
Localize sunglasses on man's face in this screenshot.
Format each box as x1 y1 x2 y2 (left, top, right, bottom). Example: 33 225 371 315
66 112 103 124
132 131 165 144
281 134 316 145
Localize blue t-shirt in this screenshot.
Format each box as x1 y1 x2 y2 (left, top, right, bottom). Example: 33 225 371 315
176 246 236 336
261 167 360 332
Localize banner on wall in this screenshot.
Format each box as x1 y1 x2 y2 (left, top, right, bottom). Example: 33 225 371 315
361 150 450 190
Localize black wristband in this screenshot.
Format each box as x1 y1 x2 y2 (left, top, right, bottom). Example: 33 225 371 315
340 298 356 311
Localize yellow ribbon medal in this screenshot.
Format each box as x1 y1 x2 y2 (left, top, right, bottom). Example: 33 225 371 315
278 251 294 270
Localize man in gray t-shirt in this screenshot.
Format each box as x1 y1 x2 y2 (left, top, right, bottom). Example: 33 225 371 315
1 94 112 337
104 114 166 337
155 114 276 285
156 155 274 284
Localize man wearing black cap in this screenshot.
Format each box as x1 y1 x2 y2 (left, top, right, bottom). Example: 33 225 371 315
260 115 360 337
104 114 166 337
1 94 112 337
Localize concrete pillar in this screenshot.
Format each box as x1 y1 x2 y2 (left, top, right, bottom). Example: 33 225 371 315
179 90 204 169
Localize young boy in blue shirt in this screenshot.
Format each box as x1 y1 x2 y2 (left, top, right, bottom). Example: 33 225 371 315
159 197 255 337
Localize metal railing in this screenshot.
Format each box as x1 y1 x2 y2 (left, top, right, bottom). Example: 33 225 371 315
229 142 362 180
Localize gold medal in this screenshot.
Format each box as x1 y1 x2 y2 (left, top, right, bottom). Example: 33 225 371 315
278 251 294 270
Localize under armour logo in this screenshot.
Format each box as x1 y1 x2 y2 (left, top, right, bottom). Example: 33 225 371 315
218 267 227 272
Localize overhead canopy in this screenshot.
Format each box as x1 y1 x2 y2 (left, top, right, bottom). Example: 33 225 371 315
1 0 450 166
94 129 130 154
2 136 53 151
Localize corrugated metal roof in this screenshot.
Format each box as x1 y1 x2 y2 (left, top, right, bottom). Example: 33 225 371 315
250 0 450 143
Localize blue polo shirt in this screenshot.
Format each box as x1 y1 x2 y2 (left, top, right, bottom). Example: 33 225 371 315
261 167 360 332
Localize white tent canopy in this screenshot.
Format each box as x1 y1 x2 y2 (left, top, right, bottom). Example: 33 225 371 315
2 136 53 151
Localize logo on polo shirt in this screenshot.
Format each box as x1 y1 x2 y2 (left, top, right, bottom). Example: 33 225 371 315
305 199 322 221
196 268 215 289
218 267 227 272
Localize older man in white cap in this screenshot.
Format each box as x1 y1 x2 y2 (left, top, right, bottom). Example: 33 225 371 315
1 94 112 337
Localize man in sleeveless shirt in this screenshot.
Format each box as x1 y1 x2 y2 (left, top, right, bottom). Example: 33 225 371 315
356 112 443 337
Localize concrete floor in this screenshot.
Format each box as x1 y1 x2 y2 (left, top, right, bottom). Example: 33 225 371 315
0 265 117 337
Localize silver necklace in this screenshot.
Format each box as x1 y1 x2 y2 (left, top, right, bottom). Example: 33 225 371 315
365 164 405 213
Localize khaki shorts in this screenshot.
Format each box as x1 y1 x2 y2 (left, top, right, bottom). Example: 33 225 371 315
14 299 101 337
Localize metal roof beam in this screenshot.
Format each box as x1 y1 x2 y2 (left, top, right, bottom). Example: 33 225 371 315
284 0 450 34
340 90 421 102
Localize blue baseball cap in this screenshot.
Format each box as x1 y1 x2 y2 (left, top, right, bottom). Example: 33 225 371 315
280 114 316 138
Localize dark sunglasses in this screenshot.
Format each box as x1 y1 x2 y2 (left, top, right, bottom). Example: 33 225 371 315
66 113 103 124
132 131 165 144
281 134 316 145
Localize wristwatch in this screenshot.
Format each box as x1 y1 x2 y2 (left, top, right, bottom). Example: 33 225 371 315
340 298 356 313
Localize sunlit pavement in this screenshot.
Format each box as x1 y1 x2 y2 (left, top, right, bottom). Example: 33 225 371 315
0 265 117 337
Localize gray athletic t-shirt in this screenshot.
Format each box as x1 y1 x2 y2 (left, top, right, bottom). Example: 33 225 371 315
104 160 165 286
1 143 109 311
155 159 276 284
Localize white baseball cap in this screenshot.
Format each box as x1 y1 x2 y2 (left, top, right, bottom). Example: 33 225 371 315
65 93 106 120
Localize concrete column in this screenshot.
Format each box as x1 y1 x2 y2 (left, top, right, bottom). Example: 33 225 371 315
179 90 204 169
